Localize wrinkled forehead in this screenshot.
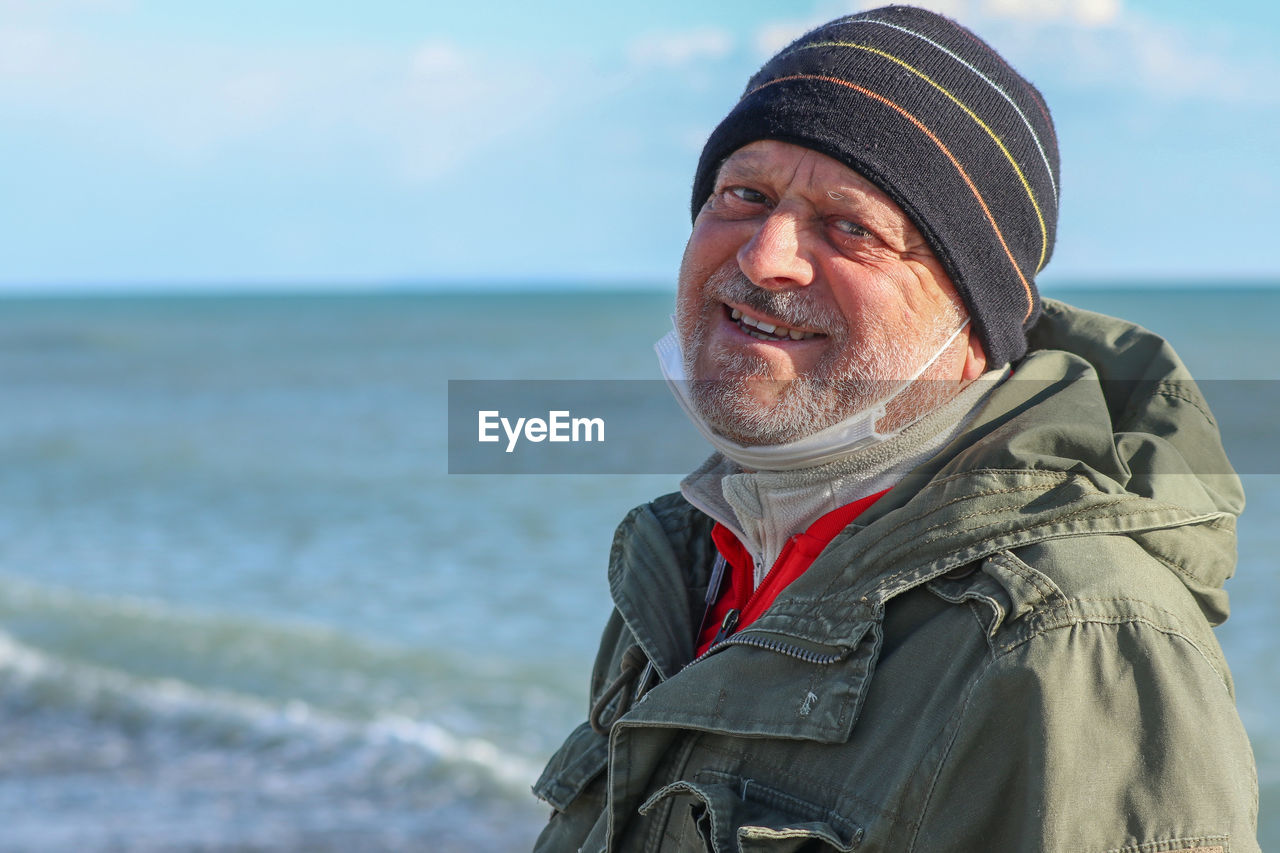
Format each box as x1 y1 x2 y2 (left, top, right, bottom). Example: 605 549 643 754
711 140 928 250
715 141 905 211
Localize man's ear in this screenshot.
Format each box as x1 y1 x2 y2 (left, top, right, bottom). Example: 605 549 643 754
961 328 988 380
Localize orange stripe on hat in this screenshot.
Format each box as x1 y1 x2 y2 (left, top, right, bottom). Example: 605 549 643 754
785 41 1049 274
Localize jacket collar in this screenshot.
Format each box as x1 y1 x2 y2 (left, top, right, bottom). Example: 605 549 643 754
610 301 1243 685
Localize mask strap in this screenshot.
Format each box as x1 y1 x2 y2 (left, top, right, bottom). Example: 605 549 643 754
867 317 970 440
908 317 970 384
655 315 972 471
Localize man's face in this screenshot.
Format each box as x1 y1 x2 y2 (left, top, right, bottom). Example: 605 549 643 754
676 139 981 446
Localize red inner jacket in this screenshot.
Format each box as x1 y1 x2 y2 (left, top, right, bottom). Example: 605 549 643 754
695 488 890 656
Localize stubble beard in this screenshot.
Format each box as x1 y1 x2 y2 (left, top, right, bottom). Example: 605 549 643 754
678 267 960 446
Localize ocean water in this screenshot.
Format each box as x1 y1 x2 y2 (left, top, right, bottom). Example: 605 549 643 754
0 286 1275 850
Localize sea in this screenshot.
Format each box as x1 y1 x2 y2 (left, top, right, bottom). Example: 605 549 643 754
0 285 1275 851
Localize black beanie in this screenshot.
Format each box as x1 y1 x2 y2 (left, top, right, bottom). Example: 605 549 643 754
691 5 1060 366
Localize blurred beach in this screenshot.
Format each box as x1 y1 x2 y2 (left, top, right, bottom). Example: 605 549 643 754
0 285 1275 850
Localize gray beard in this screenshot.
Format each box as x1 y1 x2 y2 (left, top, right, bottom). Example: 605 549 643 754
679 268 960 446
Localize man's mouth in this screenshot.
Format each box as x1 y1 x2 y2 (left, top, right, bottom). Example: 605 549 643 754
727 305 823 342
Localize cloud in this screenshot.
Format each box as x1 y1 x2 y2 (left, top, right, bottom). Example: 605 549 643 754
0 27 69 78
1107 14 1278 104
754 21 817 57
751 1 977 57
746 0 1276 106
395 40 563 181
979 0 1121 27
0 23 570 181
0 0 134 16
626 29 733 68
409 42 467 77
984 8 1280 105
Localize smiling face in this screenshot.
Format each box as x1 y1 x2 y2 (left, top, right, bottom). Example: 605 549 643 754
676 140 986 445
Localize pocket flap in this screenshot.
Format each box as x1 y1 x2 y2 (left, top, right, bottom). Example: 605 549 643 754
532 720 609 813
638 775 863 852
739 820 862 852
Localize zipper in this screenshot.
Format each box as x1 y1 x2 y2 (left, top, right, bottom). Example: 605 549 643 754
709 608 740 647
739 539 799 625
711 535 801 645
694 554 728 642
690 535 813 668
686 532 853 673
682 629 846 671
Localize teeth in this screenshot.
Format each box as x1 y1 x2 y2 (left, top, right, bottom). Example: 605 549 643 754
728 305 821 341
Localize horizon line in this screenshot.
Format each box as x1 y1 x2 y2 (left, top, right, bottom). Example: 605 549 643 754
0 275 1278 299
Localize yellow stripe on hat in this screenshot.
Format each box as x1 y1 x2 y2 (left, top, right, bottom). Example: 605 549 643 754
848 17 1059 205
787 41 1050 274
746 73 1036 321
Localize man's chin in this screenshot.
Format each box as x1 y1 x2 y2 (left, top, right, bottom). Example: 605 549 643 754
707 415 826 447
691 386 836 447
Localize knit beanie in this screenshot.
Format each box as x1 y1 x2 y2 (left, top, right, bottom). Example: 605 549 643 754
691 5 1060 366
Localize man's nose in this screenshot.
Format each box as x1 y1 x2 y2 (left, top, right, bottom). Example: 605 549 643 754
736 211 815 290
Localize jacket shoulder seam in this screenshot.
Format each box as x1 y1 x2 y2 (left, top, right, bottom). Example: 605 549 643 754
872 502 1179 598
1151 380 1215 425
993 606 1230 690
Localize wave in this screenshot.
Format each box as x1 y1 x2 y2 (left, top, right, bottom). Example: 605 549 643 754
0 583 550 797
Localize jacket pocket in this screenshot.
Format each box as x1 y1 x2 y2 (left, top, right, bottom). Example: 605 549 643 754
532 721 611 853
638 772 863 853
533 719 609 812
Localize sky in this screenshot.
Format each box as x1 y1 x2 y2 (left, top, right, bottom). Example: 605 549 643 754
1 0 1278 291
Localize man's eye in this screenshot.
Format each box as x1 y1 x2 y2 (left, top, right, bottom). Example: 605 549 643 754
832 218 871 238
727 186 768 204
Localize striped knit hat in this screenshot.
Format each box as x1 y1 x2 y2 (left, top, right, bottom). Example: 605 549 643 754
691 5 1059 366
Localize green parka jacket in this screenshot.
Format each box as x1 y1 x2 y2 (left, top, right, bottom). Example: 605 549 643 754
532 301 1259 853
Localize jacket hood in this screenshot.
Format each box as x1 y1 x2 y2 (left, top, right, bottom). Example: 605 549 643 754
836 298 1244 626
607 299 1244 682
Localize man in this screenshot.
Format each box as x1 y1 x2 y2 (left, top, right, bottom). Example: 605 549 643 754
534 6 1259 852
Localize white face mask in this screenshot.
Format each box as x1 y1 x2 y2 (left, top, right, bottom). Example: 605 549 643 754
655 318 969 471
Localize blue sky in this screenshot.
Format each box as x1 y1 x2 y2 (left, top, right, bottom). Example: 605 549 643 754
2 0 1277 290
